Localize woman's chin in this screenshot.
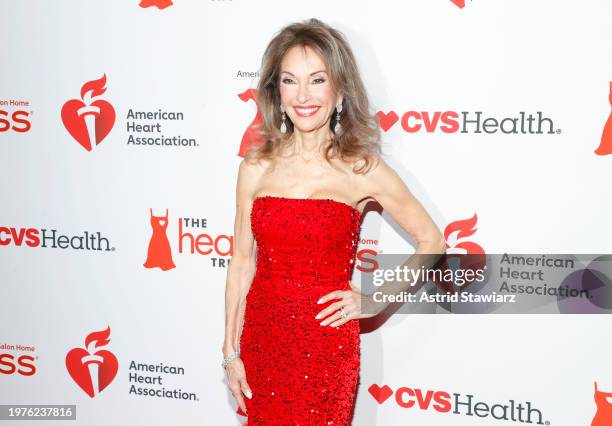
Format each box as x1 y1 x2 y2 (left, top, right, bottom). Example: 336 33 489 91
290 122 329 134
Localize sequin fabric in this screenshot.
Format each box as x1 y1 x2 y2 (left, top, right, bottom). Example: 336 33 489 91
240 195 362 425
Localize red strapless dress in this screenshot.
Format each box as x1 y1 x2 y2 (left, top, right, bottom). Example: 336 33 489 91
240 195 362 425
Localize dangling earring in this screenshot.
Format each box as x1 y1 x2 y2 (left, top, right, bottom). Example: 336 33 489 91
334 101 343 133
280 104 287 134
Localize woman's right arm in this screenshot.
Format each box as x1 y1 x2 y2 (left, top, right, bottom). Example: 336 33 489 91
223 159 260 411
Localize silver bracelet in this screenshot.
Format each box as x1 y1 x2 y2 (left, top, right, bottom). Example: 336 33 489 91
222 351 240 369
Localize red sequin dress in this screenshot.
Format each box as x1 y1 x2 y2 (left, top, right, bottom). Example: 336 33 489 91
240 195 362 425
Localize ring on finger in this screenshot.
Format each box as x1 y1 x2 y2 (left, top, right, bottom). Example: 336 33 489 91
339 306 348 319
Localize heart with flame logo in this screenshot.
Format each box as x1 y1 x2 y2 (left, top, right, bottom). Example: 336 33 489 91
65 327 118 398
61 74 115 151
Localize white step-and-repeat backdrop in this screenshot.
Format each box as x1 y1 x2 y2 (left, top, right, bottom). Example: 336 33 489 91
2 0 611 425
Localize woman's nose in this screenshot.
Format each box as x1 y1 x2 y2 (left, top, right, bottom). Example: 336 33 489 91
296 82 311 104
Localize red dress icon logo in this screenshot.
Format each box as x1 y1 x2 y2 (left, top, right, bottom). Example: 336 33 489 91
237 88 266 157
450 0 470 8
595 82 612 156
139 0 173 9
144 208 176 271
61 74 115 152
592 381 612 426
65 326 118 398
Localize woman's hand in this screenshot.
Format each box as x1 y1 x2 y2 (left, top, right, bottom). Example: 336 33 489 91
315 286 378 327
224 357 252 414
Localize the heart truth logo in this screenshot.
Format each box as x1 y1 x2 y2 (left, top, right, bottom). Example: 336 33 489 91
61 74 115 152
139 0 173 9
368 383 547 424
144 208 176 271
142 209 234 270
594 82 612 156
65 327 118 398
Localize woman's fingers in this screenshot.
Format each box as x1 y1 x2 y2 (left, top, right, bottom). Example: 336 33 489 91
240 378 253 399
327 305 355 327
328 305 355 327
226 360 251 414
321 303 356 326
229 381 247 413
320 308 343 326
317 290 344 305
235 391 247 414
315 300 344 321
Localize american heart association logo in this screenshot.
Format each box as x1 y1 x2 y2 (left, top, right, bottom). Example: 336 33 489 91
65 326 118 398
61 74 115 152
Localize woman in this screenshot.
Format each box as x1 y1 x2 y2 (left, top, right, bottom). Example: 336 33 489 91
223 18 445 425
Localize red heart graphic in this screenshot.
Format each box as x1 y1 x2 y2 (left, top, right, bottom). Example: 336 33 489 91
375 111 399 132
61 99 115 151
65 348 118 398
368 383 393 404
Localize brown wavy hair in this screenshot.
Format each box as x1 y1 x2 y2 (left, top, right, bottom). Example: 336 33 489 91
244 18 381 174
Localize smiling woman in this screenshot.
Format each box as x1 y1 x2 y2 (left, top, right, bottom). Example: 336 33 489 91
247 18 381 174
222 17 445 426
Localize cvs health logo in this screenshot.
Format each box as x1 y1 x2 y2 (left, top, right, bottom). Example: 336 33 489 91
139 0 173 9
66 327 118 398
61 74 115 152
0 225 114 251
0 99 32 133
368 383 547 424
375 110 559 135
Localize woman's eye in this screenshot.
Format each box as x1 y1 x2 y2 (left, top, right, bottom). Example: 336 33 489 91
281 78 326 84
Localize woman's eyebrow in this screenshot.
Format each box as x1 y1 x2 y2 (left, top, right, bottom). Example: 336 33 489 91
280 70 328 76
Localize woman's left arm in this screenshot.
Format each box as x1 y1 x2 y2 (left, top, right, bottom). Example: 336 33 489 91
316 156 446 326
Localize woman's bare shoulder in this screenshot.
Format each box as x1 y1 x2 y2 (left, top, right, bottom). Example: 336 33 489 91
350 153 385 177
237 157 277 201
239 156 274 177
